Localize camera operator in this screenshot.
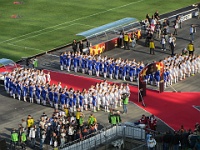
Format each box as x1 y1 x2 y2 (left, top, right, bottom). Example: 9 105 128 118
121 93 129 114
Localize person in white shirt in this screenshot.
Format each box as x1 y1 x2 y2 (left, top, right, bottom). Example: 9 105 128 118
29 125 37 148
147 136 156 150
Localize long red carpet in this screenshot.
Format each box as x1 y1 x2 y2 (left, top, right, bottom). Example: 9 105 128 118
46 70 200 131
1 65 199 130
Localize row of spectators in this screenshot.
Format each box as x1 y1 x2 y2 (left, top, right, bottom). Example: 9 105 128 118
134 114 200 150
153 123 200 150
10 110 100 149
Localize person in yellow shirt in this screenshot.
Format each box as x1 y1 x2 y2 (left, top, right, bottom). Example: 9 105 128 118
187 41 195 56
63 105 69 117
149 39 155 55
123 33 130 50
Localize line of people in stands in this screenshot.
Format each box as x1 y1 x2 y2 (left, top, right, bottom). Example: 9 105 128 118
4 68 130 113
135 114 200 150
10 109 100 149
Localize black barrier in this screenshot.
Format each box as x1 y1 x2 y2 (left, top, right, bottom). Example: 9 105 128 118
0 139 7 150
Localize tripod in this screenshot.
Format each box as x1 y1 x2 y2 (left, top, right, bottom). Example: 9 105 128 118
139 89 146 107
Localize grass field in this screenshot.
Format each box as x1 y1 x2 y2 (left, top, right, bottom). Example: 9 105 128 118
0 0 199 61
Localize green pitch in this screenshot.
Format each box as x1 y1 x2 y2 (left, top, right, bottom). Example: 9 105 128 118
0 0 199 61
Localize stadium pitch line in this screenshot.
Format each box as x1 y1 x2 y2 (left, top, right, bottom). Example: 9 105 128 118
12 22 96 43
0 0 144 44
12 23 77 44
7 43 44 52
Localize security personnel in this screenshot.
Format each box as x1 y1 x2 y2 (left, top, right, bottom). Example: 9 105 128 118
76 108 81 128
110 112 117 126
187 41 195 56
79 113 84 130
122 93 129 114
123 33 130 50
21 131 27 149
149 39 155 55
11 129 19 149
88 114 97 127
115 111 122 124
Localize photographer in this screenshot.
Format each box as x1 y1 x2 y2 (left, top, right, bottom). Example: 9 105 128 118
121 93 129 114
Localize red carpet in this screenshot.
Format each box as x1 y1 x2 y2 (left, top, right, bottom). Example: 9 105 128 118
1 67 198 131
46 70 200 131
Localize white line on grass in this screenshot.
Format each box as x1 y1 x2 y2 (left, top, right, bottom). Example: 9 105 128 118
12 23 77 43
7 43 44 52
11 23 94 44
0 0 144 44
75 23 96 28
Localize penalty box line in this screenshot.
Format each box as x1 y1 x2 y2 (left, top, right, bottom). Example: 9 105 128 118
0 0 144 44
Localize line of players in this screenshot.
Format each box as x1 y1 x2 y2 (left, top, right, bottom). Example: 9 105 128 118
60 51 145 82
60 51 200 88
162 54 200 88
4 68 130 113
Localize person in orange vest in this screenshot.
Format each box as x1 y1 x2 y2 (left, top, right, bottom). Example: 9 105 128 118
149 39 155 55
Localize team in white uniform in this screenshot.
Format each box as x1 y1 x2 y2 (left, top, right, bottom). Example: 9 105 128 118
163 54 200 88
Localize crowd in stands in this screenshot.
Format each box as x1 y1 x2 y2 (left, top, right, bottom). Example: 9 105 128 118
4 67 130 113
10 111 200 149
134 114 200 150
10 109 101 149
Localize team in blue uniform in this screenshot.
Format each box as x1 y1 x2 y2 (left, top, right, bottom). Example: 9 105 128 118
59 52 148 82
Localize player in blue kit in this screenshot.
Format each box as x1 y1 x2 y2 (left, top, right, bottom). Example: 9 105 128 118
16 82 22 101
54 89 59 110
155 70 160 87
129 65 134 82
48 88 54 107
109 63 114 79
88 58 93 76
114 64 119 80
95 60 100 77
103 62 108 79
35 85 41 104
29 83 34 103
81 57 86 74
73 55 78 73
41 86 47 105
22 83 28 102
59 90 66 110
79 92 84 112
66 52 71 72
122 65 127 81
92 93 97 112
